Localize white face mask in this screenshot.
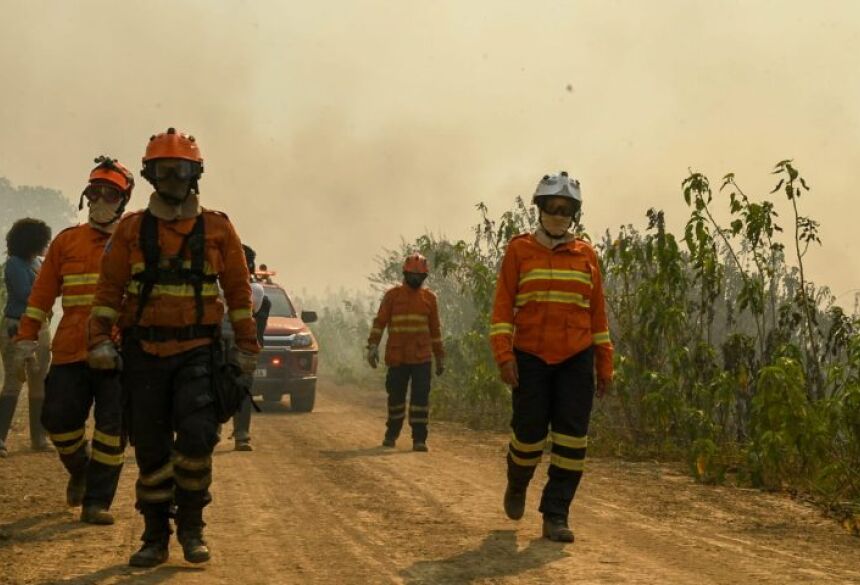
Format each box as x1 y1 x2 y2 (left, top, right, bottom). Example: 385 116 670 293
540 211 573 237
88 199 121 225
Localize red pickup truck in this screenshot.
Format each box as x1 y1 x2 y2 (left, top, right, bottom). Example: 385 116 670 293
253 282 319 412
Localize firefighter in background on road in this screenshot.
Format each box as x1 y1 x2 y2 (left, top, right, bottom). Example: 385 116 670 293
490 171 613 543
366 253 444 452
0 218 52 457
88 128 260 567
16 157 134 524
226 244 269 451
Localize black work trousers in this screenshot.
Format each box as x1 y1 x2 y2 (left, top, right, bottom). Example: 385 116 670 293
385 362 431 443
41 362 125 509
122 340 220 540
507 348 595 519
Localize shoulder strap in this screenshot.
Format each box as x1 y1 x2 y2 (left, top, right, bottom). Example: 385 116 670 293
187 214 207 324
135 210 161 324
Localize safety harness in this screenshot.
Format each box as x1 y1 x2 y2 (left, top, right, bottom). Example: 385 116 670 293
126 210 219 342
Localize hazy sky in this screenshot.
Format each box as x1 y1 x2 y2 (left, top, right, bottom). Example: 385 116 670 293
2 0 859 302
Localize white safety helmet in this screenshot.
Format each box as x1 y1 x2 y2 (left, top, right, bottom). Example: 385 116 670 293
532 171 582 222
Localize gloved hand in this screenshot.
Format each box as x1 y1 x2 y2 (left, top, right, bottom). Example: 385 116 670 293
5 318 19 339
87 340 121 370
235 349 259 374
435 360 445 377
14 340 38 362
499 360 519 387
366 344 379 369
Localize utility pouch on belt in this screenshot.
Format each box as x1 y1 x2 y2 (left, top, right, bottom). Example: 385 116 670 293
211 343 259 423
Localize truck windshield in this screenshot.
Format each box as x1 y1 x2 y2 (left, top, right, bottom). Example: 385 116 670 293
266 287 296 317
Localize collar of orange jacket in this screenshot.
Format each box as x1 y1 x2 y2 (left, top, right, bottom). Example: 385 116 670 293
147 191 202 221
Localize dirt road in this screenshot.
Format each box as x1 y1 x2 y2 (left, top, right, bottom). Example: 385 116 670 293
1 380 858 584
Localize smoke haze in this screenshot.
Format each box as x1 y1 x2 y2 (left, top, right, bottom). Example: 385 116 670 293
2 0 860 300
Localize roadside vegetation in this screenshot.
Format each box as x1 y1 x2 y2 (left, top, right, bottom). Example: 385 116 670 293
308 161 860 530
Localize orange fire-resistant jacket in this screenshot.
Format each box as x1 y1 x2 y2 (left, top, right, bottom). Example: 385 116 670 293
367 284 444 367
88 209 259 357
17 224 110 365
490 233 613 381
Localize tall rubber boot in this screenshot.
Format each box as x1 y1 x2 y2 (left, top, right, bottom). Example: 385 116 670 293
129 511 171 567
176 507 211 564
28 398 52 451
0 394 19 455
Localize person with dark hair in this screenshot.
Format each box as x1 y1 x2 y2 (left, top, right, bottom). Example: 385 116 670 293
0 218 53 457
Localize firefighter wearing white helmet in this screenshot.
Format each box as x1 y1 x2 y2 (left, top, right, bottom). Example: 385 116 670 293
532 171 582 244
489 170 613 543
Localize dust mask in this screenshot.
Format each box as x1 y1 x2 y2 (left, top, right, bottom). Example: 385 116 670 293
88 199 121 226
539 211 573 238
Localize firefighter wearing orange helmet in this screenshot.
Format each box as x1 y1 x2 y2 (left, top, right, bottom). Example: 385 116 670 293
366 252 444 452
87 129 260 567
15 157 134 525
490 171 613 543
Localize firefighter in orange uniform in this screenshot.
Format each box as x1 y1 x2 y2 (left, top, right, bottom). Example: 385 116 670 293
367 253 444 452
16 157 134 524
490 171 613 543
88 128 259 567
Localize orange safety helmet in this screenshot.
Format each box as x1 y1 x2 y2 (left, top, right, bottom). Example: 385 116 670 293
143 127 203 164
79 156 135 212
403 252 429 274
141 127 204 189
89 157 134 193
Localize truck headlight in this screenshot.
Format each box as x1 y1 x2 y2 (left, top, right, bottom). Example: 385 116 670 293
291 332 313 348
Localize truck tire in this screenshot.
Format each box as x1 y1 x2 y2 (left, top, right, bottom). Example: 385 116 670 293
291 383 316 413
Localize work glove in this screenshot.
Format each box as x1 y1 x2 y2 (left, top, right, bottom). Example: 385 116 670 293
499 360 519 387
234 349 259 375
14 340 38 363
596 377 613 399
366 344 380 369
435 360 445 377
87 340 121 371
5 318 19 339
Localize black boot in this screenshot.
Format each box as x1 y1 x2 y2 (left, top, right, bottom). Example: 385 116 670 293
504 482 527 520
179 530 210 564
28 398 52 451
0 394 19 448
81 505 115 525
177 508 210 564
129 540 169 567
542 514 574 543
129 513 171 567
66 471 87 507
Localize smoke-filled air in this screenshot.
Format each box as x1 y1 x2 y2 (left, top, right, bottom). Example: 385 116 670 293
2 2 860 583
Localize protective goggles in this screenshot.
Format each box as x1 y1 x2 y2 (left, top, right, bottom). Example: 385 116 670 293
538 197 580 218
151 159 200 181
83 183 125 204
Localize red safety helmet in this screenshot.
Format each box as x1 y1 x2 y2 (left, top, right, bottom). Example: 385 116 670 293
403 252 429 274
